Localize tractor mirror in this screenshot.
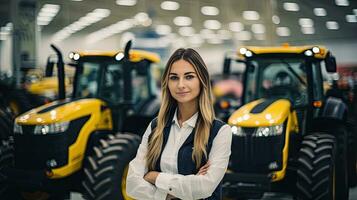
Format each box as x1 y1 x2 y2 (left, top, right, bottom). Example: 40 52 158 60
124 40 132 60
325 54 336 73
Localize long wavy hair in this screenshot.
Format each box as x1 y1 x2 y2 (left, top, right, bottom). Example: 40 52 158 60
146 48 215 170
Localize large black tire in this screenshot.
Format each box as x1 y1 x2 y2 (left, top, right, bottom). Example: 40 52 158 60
333 126 349 199
0 138 14 198
347 119 357 187
82 133 141 200
296 133 336 200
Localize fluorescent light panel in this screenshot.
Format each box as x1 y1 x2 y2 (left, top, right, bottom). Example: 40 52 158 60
161 1 179 11
201 6 219 16
276 27 290 36
283 2 300 12
326 21 339 30
116 0 137 6
52 8 110 42
243 11 260 20
37 4 60 26
314 8 327 16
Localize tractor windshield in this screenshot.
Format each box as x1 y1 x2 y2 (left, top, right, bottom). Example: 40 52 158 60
244 58 308 106
75 61 124 102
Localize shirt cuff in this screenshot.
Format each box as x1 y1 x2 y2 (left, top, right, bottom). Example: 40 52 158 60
155 172 172 192
154 189 167 200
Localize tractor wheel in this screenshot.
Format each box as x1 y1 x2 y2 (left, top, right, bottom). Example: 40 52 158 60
347 121 357 187
82 132 141 200
296 133 336 200
333 126 349 199
0 138 14 199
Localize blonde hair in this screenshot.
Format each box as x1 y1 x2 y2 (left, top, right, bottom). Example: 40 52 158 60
146 48 215 170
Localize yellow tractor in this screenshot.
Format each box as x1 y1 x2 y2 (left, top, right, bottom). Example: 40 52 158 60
223 45 352 200
0 41 161 200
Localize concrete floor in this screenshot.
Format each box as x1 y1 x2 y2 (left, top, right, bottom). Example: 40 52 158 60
70 187 357 200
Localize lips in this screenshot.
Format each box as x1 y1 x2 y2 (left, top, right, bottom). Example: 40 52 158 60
176 92 190 96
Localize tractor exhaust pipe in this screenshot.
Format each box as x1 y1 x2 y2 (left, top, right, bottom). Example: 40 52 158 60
50 44 66 100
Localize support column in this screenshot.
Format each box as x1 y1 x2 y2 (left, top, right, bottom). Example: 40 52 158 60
11 0 38 87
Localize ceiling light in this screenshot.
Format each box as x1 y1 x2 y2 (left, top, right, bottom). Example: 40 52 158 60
116 0 137 6
299 18 314 27
251 24 265 34
92 9 111 18
243 11 260 20
272 15 280 24
203 20 221 30
173 16 192 26
335 0 349 6
301 27 315 34
135 12 149 23
53 8 110 42
283 2 300 12
235 31 252 41
217 30 232 40
346 14 357 23
42 4 60 13
71 0 83 1
201 6 219 16
156 25 171 35
179 27 195 37
160 1 179 11
276 27 290 36
313 8 327 16
326 21 339 30
229 22 244 32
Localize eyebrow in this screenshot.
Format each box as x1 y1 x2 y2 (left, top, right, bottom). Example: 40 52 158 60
169 72 196 75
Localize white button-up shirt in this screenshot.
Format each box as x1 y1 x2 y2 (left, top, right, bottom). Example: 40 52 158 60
126 110 232 200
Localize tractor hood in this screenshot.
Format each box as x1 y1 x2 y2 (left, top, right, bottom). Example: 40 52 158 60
15 98 105 125
228 99 291 127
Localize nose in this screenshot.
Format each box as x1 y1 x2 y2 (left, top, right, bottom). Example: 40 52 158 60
177 77 186 90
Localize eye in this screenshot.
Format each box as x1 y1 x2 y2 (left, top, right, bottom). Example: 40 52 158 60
169 76 178 80
186 75 195 80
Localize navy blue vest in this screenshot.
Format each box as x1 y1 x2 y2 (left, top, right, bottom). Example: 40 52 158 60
150 113 225 200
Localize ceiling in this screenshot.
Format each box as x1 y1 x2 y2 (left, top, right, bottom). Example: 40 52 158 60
1 0 357 46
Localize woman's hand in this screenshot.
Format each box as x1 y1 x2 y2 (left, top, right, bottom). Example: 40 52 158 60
196 161 210 175
144 171 159 185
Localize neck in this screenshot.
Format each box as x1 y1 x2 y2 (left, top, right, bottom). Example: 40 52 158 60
177 101 198 122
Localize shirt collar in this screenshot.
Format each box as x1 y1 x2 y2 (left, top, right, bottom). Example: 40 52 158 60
172 108 198 128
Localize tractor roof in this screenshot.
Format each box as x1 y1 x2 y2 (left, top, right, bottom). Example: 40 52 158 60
73 49 160 63
237 45 330 59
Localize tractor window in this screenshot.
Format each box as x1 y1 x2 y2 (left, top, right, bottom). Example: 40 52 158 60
101 64 124 103
245 58 308 106
311 62 324 101
132 66 150 104
76 62 100 98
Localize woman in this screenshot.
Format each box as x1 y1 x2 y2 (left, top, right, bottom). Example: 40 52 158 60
126 48 232 200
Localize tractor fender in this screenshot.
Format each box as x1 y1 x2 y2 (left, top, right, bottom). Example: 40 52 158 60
320 97 347 121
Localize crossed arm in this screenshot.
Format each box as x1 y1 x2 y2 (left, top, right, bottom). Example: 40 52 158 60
126 123 232 200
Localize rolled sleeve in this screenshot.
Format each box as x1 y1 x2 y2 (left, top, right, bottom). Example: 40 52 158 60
126 122 163 200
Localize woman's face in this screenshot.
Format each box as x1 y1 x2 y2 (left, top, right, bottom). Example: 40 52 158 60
168 59 201 104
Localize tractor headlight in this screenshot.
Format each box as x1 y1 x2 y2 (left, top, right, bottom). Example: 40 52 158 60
231 125 246 137
34 122 70 135
253 124 284 137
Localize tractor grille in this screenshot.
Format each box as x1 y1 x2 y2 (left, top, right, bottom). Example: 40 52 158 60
229 126 286 173
14 116 90 170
